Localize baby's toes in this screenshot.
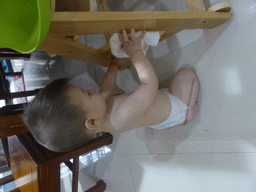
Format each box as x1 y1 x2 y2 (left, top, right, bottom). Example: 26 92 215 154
186 100 199 122
194 100 199 113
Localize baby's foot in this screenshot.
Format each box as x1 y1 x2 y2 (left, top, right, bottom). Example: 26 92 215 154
187 100 199 122
182 100 199 125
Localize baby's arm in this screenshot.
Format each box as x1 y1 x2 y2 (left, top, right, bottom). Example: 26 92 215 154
100 61 119 101
113 51 159 127
100 56 130 100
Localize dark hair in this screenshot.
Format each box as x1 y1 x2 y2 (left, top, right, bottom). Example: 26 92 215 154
22 78 91 152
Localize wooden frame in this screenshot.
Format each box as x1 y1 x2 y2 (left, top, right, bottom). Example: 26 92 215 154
8 132 113 192
37 0 232 70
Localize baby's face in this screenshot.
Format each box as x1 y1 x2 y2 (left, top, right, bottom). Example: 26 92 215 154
67 85 107 120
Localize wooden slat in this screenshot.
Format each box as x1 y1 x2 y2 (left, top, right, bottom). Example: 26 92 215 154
16 132 113 165
72 157 79 192
19 134 48 163
38 34 110 68
45 11 231 68
89 0 94 12
46 133 112 165
96 0 110 12
0 115 29 139
49 11 231 36
10 188 21 192
100 0 110 11
50 0 55 12
0 174 14 186
0 89 41 100
55 0 90 12
24 133 56 161
185 0 206 12
0 158 7 167
96 0 113 44
1 138 10 167
86 180 106 192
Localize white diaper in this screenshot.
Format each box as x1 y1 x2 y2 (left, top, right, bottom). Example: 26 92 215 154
149 88 189 129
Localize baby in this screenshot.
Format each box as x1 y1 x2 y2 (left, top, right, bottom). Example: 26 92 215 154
22 28 200 152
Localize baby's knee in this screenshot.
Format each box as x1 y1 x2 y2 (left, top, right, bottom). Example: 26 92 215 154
176 68 196 82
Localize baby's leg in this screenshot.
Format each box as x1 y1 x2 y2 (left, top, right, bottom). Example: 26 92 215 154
168 68 200 125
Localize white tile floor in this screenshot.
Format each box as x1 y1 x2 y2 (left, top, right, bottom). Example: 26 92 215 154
3 0 256 191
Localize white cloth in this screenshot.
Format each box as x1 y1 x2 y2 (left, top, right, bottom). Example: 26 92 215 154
110 31 161 58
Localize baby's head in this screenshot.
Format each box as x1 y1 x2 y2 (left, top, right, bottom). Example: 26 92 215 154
22 78 107 152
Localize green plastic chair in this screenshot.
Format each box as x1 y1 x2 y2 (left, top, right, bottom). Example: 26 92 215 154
0 0 51 54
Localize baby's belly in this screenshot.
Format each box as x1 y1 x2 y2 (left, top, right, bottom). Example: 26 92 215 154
139 90 172 127
117 90 172 132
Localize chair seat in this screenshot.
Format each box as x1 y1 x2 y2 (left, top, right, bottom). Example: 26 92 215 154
0 0 51 54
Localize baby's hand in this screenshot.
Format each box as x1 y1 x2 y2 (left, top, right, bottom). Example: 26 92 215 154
118 28 146 57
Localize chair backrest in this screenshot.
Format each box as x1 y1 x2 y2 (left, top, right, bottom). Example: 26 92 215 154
0 105 29 139
0 90 41 139
0 60 41 139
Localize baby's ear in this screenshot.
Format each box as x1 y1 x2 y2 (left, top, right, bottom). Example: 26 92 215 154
85 118 98 130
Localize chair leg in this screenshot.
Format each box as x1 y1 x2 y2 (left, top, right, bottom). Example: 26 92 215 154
85 180 106 192
10 188 21 192
65 158 106 192
1 138 10 167
72 156 79 192
64 158 80 192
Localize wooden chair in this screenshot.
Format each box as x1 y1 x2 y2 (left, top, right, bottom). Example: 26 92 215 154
0 58 41 168
7 132 113 192
37 0 232 70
